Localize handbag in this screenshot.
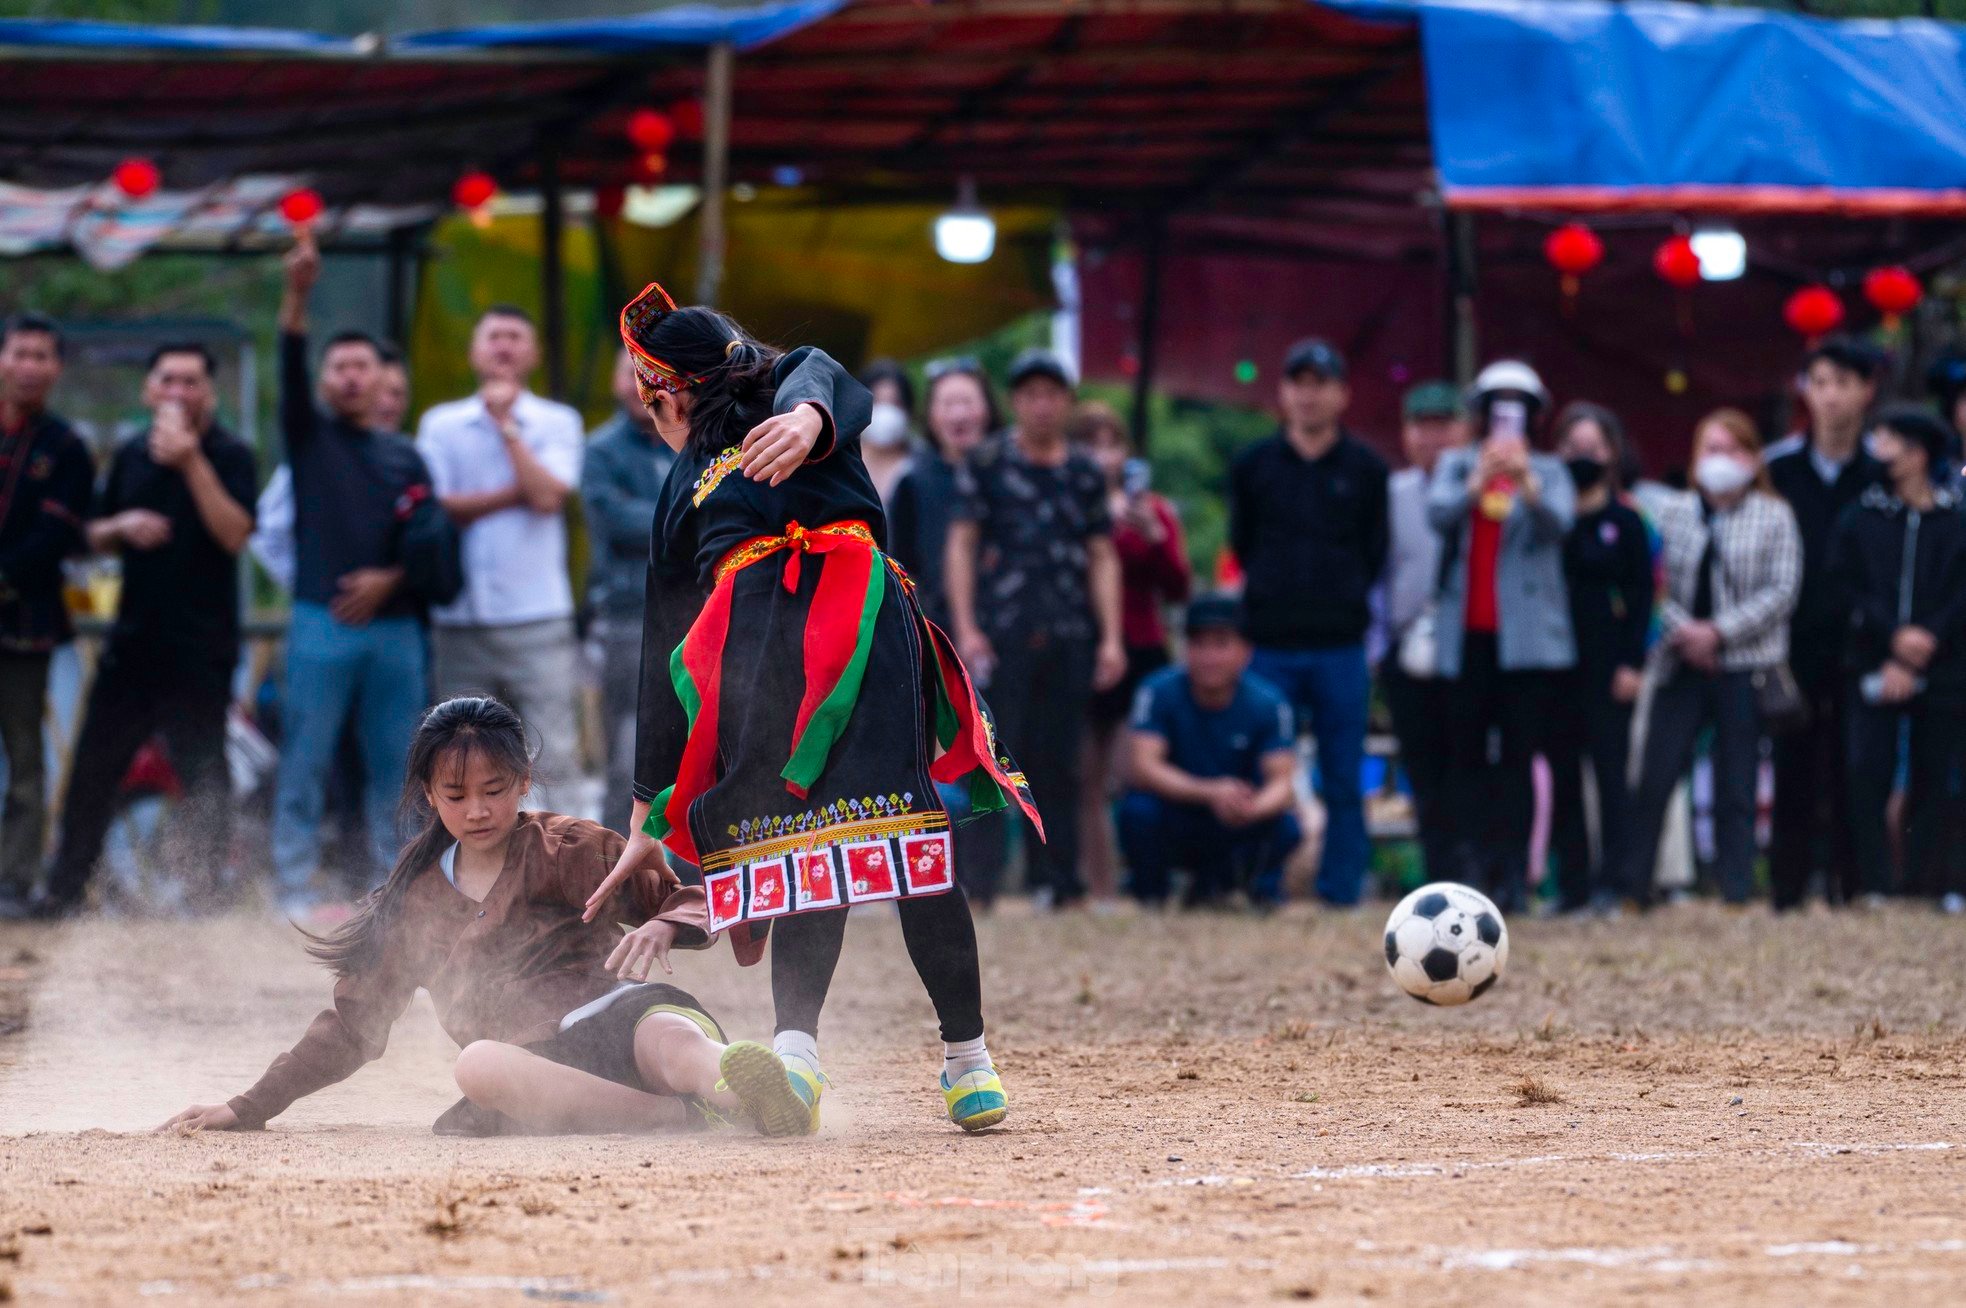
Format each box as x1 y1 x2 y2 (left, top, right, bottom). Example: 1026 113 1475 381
1749 661 1810 736
393 483 465 607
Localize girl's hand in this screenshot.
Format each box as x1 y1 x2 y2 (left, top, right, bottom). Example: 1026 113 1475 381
741 403 824 486
607 919 678 981
583 830 678 923
158 1103 239 1133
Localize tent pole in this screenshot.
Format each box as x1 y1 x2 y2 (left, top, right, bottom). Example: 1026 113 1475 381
697 41 735 307
1445 209 1479 386
541 147 567 402
384 224 410 349
1129 217 1165 453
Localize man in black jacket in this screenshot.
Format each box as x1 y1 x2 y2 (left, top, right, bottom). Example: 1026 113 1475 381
1228 338 1388 905
39 343 257 917
1765 336 1883 910
0 315 93 917
1827 406 1966 908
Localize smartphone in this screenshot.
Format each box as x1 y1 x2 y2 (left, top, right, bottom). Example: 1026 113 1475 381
1121 458 1151 497
1487 398 1528 443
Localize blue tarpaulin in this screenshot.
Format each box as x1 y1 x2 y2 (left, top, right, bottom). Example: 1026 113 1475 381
0 18 355 53
1326 0 1966 213
395 0 846 54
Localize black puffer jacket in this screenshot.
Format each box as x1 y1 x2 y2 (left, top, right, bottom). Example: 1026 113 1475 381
1826 484 1966 707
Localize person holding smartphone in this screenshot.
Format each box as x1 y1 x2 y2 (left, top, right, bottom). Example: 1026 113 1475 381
1070 401 1190 905
1425 360 1577 913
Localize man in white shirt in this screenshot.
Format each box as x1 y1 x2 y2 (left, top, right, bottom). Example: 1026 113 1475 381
416 306 584 810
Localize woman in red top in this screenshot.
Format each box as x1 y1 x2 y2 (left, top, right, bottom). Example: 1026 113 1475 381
1071 402 1192 902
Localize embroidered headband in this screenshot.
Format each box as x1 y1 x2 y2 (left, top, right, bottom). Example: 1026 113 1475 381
619 281 710 400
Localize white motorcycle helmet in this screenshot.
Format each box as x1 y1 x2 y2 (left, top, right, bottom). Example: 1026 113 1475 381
1467 360 1550 438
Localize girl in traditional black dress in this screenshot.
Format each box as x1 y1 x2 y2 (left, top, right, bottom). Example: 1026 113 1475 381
583 284 1040 1136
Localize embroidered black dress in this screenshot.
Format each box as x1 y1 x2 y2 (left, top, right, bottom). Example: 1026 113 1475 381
633 349 1038 959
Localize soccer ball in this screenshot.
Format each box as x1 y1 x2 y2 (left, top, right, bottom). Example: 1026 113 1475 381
1382 882 1508 1006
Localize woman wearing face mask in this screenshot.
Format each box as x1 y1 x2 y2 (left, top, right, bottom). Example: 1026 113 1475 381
1614 408 1801 907
1548 403 1657 914
857 359 918 507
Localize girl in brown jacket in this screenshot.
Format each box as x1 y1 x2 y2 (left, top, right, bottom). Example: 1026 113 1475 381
161 696 776 1135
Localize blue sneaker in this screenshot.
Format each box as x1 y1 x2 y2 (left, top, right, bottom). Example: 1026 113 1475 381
718 1041 825 1137
941 1066 1008 1132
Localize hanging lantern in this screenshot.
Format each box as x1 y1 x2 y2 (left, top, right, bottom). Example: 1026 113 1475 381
635 152 669 183
625 108 675 153
1863 265 1921 328
1543 223 1603 305
670 99 705 139
452 171 497 210
112 157 160 199
1653 234 1701 289
278 187 324 226
1784 285 1845 339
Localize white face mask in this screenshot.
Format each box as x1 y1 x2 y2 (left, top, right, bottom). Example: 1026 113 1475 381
1695 452 1754 498
863 402 910 449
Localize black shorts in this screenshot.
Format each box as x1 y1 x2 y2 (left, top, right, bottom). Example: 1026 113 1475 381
1090 645 1170 728
524 983 724 1093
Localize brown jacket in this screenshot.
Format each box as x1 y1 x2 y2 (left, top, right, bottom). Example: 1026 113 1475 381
230 813 709 1128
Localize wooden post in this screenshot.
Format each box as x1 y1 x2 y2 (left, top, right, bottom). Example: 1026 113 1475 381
541 148 567 401
697 41 735 307
1445 209 1479 386
1129 218 1165 453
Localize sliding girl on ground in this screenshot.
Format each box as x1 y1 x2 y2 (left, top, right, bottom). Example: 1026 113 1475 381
584 284 1041 1137
161 695 758 1136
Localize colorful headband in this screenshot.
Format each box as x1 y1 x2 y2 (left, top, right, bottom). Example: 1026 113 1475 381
619 281 709 398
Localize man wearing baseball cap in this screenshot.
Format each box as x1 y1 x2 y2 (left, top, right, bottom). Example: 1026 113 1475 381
1226 337 1388 906
1117 595 1301 907
1380 380 1470 880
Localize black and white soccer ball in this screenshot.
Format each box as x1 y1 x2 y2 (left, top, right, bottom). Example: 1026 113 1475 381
1382 882 1508 1006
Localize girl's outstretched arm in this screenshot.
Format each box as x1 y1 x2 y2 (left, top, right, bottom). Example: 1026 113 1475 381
158 924 423 1131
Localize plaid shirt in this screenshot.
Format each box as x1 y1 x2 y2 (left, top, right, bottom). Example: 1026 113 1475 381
1653 488 1802 672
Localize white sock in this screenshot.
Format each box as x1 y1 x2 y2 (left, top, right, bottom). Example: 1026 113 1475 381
773 1030 820 1073
943 1034 992 1082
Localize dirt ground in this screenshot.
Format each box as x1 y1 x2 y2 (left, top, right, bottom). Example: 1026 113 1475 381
2 898 1965 1306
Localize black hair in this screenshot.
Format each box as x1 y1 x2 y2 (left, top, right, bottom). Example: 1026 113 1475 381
1873 403 1954 477
145 341 218 378
1552 400 1627 489
1804 334 1882 383
858 358 914 417
624 303 784 457
304 695 535 977
481 303 535 328
922 358 1002 449
1926 349 1966 411
377 340 405 367
323 328 382 360
2 312 64 359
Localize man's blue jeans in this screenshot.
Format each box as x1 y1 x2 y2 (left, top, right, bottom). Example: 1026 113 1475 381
1248 644 1370 905
1116 790 1302 906
273 602 428 897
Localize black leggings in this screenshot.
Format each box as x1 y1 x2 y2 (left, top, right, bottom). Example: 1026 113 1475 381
769 885 985 1044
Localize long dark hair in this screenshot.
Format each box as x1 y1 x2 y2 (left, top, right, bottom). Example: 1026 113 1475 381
1553 400 1629 493
626 304 784 457
304 696 535 977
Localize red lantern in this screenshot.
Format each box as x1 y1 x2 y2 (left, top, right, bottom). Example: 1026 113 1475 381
112 157 160 199
670 99 705 139
1653 235 1701 289
1544 224 1603 278
1863 265 1921 326
278 187 324 226
452 171 497 210
625 108 675 153
1784 285 1845 339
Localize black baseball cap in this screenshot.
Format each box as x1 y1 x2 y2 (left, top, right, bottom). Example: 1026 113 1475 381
1184 594 1246 636
1283 338 1347 381
1007 348 1073 392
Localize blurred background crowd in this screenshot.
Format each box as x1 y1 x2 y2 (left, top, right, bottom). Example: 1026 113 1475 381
5 0 1966 925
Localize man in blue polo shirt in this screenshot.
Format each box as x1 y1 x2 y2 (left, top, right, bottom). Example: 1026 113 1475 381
1117 595 1301 907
